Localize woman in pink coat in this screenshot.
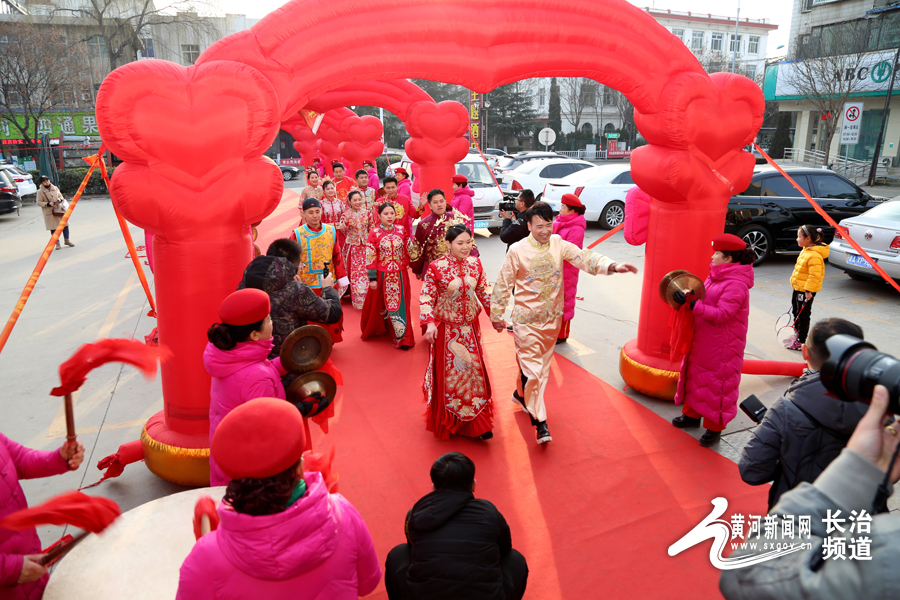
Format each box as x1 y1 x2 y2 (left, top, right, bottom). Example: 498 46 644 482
671 234 755 447
203 289 286 486
552 194 587 344
450 175 475 222
1 433 84 600
177 398 381 600
364 161 379 191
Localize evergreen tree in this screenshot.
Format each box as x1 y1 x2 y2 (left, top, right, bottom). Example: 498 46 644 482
548 78 562 138
768 112 793 160
484 82 537 149
411 79 468 103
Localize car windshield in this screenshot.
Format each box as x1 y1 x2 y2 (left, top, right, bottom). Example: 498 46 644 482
860 200 900 221
455 162 496 188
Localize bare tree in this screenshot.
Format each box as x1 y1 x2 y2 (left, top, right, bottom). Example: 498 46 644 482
559 77 600 132
0 22 90 160
48 0 222 71
780 23 873 165
608 89 636 146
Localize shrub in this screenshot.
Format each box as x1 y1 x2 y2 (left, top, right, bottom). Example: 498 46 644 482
56 167 115 195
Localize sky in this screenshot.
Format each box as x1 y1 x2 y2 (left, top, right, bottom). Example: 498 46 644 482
218 0 793 59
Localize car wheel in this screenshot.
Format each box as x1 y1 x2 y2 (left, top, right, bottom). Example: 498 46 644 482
488 227 502 235
535 193 542 202
600 201 625 230
738 225 772 266
282 170 293 181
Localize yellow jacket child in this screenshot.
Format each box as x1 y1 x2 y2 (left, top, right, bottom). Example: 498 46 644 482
790 244 830 293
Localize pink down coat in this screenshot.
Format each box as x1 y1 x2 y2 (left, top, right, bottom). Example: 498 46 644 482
1 433 69 600
176 472 382 600
398 177 412 200
203 339 286 486
451 186 475 221
552 212 587 322
674 262 754 426
367 168 379 191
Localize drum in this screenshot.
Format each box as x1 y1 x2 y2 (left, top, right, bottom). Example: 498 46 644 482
659 270 706 310
43 487 226 600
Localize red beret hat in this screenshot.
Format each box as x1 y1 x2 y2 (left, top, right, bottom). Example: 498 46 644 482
394 167 408 176
712 233 747 252
211 398 307 480
561 193 583 208
218 288 270 326
451 174 468 184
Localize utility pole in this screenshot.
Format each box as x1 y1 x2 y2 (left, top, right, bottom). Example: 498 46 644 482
732 0 740 73
867 44 900 186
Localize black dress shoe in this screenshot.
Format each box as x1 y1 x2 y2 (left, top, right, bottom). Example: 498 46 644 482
556 338 567 345
699 429 722 447
671 414 701 429
478 431 493 440
536 422 552 444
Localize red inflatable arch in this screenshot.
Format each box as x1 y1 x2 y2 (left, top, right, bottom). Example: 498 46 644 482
97 0 763 484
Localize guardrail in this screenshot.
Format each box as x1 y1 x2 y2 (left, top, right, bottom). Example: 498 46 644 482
555 150 608 159
782 148 886 184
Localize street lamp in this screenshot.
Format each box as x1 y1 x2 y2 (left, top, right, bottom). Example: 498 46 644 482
483 97 491 148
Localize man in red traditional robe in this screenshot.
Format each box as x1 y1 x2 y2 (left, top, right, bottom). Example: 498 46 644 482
332 162 354 205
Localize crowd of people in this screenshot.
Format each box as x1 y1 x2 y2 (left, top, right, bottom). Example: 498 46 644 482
3 159 894 600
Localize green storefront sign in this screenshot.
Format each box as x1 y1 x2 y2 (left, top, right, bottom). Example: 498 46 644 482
0 112 98 141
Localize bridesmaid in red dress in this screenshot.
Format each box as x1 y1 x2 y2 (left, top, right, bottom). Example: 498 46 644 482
420 224 494 440
360 203 418 350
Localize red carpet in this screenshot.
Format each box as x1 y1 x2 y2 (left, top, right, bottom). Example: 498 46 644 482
258 191 769 600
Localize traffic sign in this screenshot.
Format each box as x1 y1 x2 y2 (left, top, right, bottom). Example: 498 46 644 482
605 133 620 139
538 127 556 149
840 102 864 145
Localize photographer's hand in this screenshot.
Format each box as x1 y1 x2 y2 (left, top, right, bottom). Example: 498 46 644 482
847 385 900 483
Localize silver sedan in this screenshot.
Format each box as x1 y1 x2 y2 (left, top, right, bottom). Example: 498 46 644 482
829 199 900 282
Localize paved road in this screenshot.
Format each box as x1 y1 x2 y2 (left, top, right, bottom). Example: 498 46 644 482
1 181 899 545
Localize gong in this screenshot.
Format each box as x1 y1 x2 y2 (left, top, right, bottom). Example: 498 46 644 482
280 324 333 374
286 371 337 410
659 270 706 310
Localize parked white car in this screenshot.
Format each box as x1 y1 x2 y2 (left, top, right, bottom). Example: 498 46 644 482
542 164 635 229
828 199 900 282
389 153 504 232
0 164 37 197
497 158 597 200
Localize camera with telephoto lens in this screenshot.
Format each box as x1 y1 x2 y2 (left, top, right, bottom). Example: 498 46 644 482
820 335 900 414
498 200 517 212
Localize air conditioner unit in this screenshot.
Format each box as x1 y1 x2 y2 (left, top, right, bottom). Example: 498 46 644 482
880 157 892 168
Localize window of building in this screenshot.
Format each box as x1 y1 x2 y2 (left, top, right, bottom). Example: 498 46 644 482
729 34 742 53
710 32 723 51
181 44 200 66
138 37 155 60
88 36 106 59
603 88 616 106
691 31 704 51
52 89 76 106
581 122 593 134
3 86 23 107
580 83 598 106
671 28 684 42
538 87 545 106
748 36 760 54
747 64 757 79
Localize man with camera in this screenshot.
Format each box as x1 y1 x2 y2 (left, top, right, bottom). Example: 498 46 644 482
498 189 535 249
720 336 900 598
738 318 869 509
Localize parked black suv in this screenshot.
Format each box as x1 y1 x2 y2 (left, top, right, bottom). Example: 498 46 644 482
0 169 21 216
725 167 885 264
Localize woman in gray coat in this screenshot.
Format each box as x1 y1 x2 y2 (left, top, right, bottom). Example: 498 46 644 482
36 176 74 249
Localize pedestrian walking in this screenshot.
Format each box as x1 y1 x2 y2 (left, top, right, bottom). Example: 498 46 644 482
36 176 74 249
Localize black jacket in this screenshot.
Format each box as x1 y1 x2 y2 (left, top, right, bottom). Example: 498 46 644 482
499 210 529 248
405 489 513 600
738 371 867 506
237 256 341 359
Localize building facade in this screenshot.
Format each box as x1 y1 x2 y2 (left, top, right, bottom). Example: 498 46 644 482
526 7 776 141
767 0 899 166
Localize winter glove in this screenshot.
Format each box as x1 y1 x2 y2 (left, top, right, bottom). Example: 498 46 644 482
673 290 687 306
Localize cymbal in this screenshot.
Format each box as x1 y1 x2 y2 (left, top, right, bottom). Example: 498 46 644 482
280 325 333 374
286 371 337 411
659 270 706 310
